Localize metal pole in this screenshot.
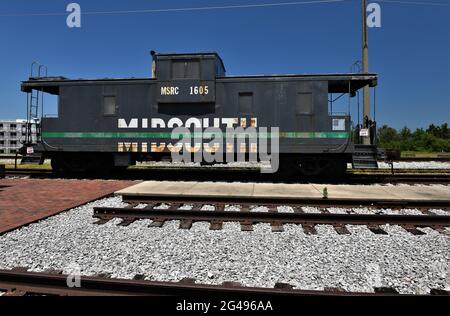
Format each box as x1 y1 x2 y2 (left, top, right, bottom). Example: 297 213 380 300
330 93 333 114
362 0 371 145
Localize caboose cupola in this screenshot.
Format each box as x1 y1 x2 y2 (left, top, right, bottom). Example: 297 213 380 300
154 52 225 104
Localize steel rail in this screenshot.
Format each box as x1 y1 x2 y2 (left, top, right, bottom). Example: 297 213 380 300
4 169 53 178
3 168 449 184
93 206 450 227
353 174 450 184
120 195 450 211
0 269 445 296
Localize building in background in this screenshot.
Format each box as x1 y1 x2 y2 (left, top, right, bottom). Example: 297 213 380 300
0 119 32 154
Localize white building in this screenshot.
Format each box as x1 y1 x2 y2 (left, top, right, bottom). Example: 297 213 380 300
0 119 29 154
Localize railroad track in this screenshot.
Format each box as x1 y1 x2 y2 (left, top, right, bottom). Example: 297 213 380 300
3 169 53 178
391 157 450 162
93 196 450 234
348 173 450 184
0 268 447 296
4 167 450 184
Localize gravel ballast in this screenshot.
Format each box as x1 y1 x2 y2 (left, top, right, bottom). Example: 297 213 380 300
377 161 450 170
0 196 448 294
141 160 450 170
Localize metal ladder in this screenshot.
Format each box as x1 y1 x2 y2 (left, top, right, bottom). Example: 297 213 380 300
24 62 47 146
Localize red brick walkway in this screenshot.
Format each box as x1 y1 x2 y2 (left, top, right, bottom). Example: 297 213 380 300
0 179 139 234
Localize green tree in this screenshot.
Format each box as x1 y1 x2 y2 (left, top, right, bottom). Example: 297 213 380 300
377 123 450 152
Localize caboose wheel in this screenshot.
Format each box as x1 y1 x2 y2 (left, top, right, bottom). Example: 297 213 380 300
51 153 114 174
298 158 323 177
323 158 348 179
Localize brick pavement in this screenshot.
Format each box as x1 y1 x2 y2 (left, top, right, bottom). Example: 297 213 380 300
0 179 138 234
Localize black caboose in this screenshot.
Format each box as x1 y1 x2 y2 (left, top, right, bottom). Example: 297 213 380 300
21 52 378 177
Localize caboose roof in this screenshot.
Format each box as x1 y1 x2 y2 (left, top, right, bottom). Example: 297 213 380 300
21 73 377 95
154 52 226 72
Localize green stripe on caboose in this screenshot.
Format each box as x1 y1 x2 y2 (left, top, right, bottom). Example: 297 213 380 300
42 131 351 139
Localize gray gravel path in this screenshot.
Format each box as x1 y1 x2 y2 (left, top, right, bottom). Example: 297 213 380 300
0 197 448 294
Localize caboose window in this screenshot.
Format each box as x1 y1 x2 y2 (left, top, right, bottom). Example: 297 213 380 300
172 59 200 79
103 96 116 116
296 92 313 115
239 92 253 114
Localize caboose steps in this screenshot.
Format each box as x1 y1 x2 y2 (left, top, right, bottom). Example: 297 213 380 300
352 145 379 169
20 153 44 165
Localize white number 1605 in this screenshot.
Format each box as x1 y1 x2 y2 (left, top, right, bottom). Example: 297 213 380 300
190 85 209 95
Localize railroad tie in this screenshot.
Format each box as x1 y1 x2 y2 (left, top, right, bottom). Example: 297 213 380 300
215 204 225 212
301 224 317 235
292 206 304 213
179 278 196 284
271 221 284 233
324 287 346 293
240 220 254 232
367 224 388 235
430 289 450 296
93 217 112 225
5 289 27 296
144 203 157 209
274 283 294 290
333 224 351 235
118 218 135 227
222 281 242 287
374 287 399 295
400 225 426 236
179 219 193 230
191 203 205 211
148 218 166 228
209 220 223 231
320 208 330 214
168 203 183 211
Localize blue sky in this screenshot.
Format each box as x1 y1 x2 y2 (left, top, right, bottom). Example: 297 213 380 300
0 0 448 129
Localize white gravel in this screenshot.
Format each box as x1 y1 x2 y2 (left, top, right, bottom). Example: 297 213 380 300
429 209 449 216
277 206 295 213
301 206 322 214
348 207 376 215
143 160 450 170
377 161 450 170
0 196 448 294
201 205 215 211
250 206 269 213
327 207 350 214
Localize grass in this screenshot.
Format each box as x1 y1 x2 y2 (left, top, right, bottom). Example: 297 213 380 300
4 163 52 170
401 151 450 158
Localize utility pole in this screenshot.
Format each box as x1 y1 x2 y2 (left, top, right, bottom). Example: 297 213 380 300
362 0 371 145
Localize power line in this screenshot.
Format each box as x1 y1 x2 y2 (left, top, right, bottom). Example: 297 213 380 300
0 0 348 17
1 0 447 18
